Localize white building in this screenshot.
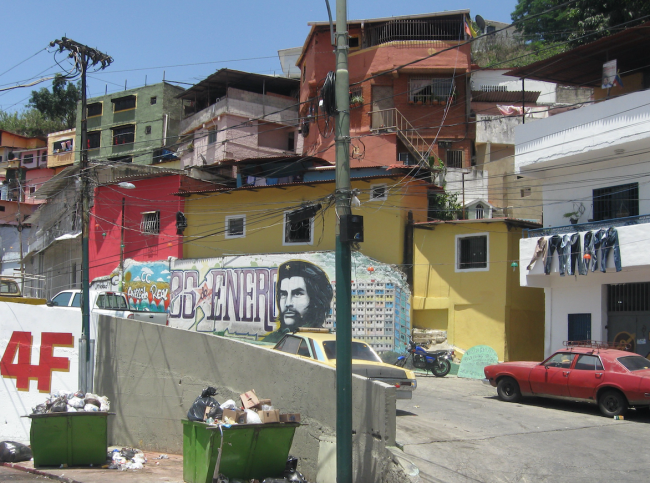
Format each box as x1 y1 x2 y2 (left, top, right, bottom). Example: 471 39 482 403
515 25 650 358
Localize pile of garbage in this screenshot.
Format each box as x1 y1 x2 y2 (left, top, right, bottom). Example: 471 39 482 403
31 390 110 414
187 387 300 426
107 447 146 471
188 387 307 483
0 441 32 463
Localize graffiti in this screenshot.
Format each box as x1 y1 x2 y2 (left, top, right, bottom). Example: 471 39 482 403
169 252 412 353
1 331 74 392
91 259 170 313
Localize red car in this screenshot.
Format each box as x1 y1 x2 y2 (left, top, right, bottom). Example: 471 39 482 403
483 346 650 417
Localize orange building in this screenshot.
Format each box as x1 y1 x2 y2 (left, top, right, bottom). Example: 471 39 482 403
297 10 475 169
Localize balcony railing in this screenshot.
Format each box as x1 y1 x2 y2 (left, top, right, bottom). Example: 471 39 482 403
365 18 463 48
523 213 650 238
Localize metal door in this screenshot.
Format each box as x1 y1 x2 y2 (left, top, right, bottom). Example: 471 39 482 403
371 86 394 130
607 312 650 357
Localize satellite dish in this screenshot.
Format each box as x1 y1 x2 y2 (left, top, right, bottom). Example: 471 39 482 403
475 15 486 33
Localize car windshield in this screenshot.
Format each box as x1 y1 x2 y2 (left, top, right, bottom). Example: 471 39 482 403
322 341 382 362
617 356 650 371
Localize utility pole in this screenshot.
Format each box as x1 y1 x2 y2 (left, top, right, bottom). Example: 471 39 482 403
49 38 112 393
334 0 352 481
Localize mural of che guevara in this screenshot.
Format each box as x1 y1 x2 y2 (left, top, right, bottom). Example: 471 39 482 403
263 260 334 343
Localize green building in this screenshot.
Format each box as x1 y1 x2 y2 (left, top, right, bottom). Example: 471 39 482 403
75 82 184 165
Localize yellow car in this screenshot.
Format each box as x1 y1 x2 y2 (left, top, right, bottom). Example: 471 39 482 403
273 329 417 399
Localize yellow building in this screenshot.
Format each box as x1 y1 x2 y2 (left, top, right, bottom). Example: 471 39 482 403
412 219 544 361
47 128 76 171
182 168 429 266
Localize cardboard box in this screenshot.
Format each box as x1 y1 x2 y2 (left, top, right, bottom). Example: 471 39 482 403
256 398 272 408
259 409 280 423
240 390 260 410
222 408 247 425
279 413 301 423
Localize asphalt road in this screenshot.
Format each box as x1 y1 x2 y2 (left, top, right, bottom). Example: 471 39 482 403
396 374 650 483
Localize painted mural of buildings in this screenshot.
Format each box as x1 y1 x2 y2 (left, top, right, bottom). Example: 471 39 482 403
327 281 411 354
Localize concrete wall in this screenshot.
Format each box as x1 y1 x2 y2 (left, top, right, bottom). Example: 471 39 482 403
94 316 400 482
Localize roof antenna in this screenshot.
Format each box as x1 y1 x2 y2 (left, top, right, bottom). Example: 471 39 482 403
324 0 336 46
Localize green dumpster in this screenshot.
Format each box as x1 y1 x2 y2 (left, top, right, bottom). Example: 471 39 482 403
182 419 300 482
28 412 113 467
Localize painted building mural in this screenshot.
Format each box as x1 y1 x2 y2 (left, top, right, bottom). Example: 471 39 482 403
90 259 170 313
169 252 411 353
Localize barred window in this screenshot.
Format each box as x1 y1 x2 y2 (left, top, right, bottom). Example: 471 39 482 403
284 212 313 245
87 102 102 117
112 95 136 112
370 184 387 201
446 150 463 169
141 211 160 235
113 125 135 145
457 234 488 270
208 130 217 144
225 215 245 239
409 77 454 103
87 131 101 149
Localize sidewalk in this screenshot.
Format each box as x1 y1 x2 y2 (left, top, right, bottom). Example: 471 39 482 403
1 449 185 483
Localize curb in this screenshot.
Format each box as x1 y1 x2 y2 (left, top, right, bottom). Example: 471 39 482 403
2 461 84 483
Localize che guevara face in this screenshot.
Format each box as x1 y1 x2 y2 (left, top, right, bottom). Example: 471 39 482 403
278 276 310 327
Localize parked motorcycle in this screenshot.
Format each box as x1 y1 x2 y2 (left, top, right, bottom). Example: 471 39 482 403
396 339 454 377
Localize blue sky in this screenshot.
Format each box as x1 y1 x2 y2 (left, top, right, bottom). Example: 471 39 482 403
0 0 517 113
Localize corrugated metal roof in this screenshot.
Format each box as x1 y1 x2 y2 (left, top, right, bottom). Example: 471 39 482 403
505 21 650 87
471 90 541 103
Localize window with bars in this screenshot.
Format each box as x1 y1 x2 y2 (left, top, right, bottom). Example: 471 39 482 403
141 211 160 235
409 77 454 103
445 150 463 168
475 204 484 219
370 184 387 201
593 183 638 221
87 131 101 149
87 102 102 117
208 130 217 144
284 212 312 245
225 215 245 239
112 125 135 145
608 283 650 312
457 234 488 270
112 95 136 112
23 154 34 164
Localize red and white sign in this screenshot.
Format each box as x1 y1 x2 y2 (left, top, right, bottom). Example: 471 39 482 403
0 302 81 442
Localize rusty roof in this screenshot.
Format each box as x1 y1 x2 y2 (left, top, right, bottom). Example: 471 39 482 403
505 22 650 87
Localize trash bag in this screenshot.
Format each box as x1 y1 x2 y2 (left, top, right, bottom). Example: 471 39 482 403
68 397 85 408
50 397 68 413
0 441 33 463
31 404 47 415
187 387 221 422
244 409 261 424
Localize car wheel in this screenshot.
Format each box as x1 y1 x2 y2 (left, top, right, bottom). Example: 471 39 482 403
598 389 627 417
432 359 451 377
496 377 521 403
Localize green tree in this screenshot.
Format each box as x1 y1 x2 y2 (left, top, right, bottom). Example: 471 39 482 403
27 74 80 129
428 191 462 221
512 0 650 46
0 109 66 138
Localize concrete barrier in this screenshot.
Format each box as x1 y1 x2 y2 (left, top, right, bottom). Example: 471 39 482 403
94 316 402 482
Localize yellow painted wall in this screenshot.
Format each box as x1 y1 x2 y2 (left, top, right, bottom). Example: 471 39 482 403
594 73 643 100
183 176 428 267
505 229 545 361
413 221 544 361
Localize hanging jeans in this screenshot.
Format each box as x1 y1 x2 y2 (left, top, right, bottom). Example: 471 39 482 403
601 227 622 272
544 235 563 275
562 233 587 276
583 231 596 272
591 229 608 272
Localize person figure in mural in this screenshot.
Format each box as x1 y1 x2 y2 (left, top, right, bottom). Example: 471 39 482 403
263 260 334 343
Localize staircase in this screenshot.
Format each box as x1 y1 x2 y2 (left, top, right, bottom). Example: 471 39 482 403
370 108 432 167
